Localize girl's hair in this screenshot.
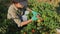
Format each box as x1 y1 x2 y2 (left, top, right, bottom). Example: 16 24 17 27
12 0 19 4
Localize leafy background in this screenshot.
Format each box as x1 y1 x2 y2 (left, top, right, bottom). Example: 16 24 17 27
0 0 60 34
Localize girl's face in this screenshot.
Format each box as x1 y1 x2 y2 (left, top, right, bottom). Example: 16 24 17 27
16 3 24 8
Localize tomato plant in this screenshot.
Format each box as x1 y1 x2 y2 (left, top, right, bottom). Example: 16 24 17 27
20 0 60 34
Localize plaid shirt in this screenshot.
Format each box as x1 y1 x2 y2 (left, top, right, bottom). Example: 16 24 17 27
7 4 25 27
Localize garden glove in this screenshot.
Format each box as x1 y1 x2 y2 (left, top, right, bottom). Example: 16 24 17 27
32 16 38 21
32 11 38 16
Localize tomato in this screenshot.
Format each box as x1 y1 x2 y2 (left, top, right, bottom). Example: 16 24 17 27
32 29 35 33
37 19 41 23
24 32 26 34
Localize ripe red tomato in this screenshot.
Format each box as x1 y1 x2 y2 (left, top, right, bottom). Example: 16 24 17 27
32 29 35 33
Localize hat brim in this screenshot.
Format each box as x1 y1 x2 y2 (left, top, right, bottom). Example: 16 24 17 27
20 1 28 7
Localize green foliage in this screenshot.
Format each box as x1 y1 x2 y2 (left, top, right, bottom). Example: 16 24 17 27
20 0 60 34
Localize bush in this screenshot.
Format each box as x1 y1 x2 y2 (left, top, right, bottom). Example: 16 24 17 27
20 0 60 34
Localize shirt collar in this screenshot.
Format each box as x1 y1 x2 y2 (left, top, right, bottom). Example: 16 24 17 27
12 4 18 10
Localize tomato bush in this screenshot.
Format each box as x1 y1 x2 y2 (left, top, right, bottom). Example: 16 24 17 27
20 0 60 34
